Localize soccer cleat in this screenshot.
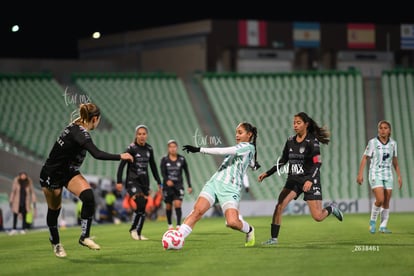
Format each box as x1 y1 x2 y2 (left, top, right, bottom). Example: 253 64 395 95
138 235 149 240
168 225 174 230
130 230 140 240
79 237 101 250
379 227 392 234
369 220 376 234
330 203 344 221
176 225 181 231
20 230 26 235
8 229 18 236
245 226 255 247
262 238 278 246
53 243 67 258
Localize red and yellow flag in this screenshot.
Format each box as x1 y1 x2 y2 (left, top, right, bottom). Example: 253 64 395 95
347 23 375 49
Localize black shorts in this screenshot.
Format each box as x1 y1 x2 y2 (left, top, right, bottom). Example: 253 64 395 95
39 167 80 190
163 186 184 203
126 180 149 197
285 175 322 201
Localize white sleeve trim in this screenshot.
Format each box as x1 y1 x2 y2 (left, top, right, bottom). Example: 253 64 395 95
200 146 237 155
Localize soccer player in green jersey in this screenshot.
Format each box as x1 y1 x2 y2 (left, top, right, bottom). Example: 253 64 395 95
357 120 403 234
179 122 260 247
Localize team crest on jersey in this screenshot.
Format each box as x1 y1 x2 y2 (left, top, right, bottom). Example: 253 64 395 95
177 162 181 167
147 151 150 158
299 146 305 153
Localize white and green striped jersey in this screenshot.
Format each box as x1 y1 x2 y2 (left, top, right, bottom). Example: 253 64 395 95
200 142 255 188
364 137 397 181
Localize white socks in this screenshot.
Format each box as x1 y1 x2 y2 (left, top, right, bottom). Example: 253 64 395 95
370 204 381 221
178 224 192 238
240 219 251 233
380 208 390 228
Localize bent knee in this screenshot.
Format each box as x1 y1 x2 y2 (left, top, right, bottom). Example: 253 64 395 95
311 214 325 222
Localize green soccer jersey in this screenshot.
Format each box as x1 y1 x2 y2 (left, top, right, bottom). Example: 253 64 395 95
364 137 397 181
201 142 254 189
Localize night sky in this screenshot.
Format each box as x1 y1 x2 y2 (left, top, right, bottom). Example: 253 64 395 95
1 2 411 59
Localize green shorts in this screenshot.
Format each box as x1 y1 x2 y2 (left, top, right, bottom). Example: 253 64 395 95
199 179 241 212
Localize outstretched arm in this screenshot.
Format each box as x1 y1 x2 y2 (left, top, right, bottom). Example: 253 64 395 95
182 145 237 155
84 141 122 160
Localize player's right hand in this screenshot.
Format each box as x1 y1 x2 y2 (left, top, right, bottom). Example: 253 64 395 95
356 175 363 185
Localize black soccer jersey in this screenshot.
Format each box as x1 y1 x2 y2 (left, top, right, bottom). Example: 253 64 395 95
117 142 161 187
267 133 322 183
160 154 191 188
42 123 120 174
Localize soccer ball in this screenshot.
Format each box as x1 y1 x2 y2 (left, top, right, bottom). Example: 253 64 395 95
162 229 184 250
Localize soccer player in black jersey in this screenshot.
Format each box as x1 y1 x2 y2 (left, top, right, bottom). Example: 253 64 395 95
40 103 133 257
258 112 343 245
160 140 192 230
116 125 162 241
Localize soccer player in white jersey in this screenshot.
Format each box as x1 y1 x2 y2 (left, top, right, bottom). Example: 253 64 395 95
179 122 260 247
357 120 403 234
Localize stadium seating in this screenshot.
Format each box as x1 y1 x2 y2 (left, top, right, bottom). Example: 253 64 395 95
0 74 68 159
2 70 411 201
381 69 414 199
201 70 366 200
73 73 218 199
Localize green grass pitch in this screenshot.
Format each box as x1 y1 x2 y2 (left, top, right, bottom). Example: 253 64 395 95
1 213 413 276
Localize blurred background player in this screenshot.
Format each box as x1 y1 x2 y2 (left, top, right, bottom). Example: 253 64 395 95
356 120 402 234
258 112 343 246
9 171 37 235
160 139 192 230
39 103 133 257
180 122 260 247
116 125 162 241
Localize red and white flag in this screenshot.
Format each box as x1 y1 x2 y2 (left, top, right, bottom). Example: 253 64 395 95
238 20 267 47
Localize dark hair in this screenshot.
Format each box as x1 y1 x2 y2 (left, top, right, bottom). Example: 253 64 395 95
294 112 330 145
239 122 261 170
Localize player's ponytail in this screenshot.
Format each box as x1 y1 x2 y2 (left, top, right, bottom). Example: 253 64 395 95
72 103 101 124
295 112 330 145
240 122 261 170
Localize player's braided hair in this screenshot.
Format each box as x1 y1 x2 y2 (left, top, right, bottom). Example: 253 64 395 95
295 112 330 145
240 122 261 170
